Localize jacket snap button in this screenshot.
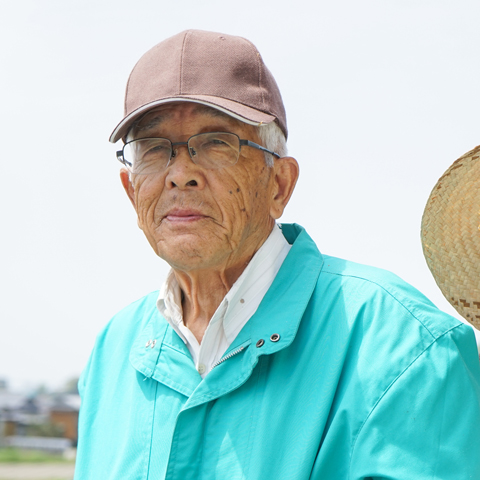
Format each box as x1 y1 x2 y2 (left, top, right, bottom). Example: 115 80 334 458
256 339 265 348
270 333 280 342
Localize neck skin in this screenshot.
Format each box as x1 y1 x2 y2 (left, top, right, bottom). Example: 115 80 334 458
174 226 273 344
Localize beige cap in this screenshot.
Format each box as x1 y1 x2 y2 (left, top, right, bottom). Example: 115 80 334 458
109 30 287 143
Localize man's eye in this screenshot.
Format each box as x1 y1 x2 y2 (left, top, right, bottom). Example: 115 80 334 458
200 138 227 148
143 143 169 156
150 145 167 153
202 138 231 150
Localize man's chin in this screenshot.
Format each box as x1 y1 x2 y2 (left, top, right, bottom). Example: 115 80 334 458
155 237 222 271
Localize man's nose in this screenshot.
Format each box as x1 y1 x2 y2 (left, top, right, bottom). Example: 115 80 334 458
165 145 205 189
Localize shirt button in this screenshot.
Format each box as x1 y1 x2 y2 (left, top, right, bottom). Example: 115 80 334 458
197 364 206 374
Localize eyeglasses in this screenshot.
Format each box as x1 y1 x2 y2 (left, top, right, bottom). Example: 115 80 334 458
116 132 280 174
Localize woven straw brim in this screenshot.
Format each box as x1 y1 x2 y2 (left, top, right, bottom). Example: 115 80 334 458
421 145 480 329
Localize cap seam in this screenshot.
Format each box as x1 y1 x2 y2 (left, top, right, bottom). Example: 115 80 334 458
179 30 191 95
242 38 266 112
242 39 279 121
257 51 265 110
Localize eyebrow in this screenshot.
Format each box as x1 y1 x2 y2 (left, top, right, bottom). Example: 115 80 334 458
134 111 172 133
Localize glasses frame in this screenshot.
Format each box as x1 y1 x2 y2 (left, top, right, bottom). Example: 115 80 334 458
116 131 281 172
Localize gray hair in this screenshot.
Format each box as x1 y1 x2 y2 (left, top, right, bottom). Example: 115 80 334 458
255 121 288 167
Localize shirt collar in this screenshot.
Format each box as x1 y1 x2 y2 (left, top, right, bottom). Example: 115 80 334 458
157 224 290 344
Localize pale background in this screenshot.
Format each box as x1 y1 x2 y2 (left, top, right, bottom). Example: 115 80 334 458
1 0 479 391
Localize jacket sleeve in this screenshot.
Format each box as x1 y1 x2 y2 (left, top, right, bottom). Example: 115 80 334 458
349 323 480 480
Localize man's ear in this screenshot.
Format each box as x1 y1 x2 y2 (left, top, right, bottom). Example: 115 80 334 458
270 156 299 219
120 169 136 208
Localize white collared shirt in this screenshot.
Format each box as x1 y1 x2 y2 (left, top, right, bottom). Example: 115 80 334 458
157 224 291 378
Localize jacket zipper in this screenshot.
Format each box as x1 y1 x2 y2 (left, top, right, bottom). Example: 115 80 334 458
212 346 245 369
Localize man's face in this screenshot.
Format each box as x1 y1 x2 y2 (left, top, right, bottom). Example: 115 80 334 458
121 103 287 277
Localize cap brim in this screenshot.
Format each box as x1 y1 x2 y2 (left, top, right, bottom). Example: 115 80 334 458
109 95 276 143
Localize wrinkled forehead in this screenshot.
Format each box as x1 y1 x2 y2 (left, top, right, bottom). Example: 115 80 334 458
128 102 246 140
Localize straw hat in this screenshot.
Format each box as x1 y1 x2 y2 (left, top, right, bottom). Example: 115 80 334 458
421 145 480 329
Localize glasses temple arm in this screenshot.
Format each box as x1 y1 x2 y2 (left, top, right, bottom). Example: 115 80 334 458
240 140 281 158
116 150 133 168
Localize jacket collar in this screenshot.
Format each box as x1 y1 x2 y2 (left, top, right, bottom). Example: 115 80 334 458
129 223 324 403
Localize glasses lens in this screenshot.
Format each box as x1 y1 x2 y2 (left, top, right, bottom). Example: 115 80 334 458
189 132 240 169
123 138 172 174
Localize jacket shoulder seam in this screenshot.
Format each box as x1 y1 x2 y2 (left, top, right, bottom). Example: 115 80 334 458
321 269 438 339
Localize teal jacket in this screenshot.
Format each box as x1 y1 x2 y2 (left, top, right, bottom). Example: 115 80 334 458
75 224 480 479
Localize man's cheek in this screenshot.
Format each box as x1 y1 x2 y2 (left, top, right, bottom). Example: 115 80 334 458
135 199 156 232
216 196 246 227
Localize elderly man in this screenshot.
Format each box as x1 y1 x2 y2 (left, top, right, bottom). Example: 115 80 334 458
75 30 480 479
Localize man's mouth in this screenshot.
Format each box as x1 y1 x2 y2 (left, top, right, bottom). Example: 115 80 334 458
164 209 207 222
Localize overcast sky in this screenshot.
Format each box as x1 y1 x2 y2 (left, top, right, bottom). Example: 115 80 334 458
1 0 479 392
